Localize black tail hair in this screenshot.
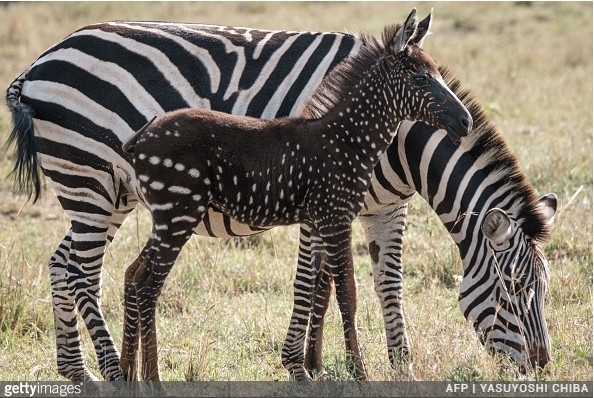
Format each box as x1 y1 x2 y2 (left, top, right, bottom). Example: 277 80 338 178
4 99 41 203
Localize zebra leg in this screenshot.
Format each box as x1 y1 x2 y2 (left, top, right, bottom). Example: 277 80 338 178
106 195 139 244
104 196 142 380
304 261 332 378
282 225 333 380
319 225 367 380
281 225 315 380
104 195 142 381
68 217 124 381
48 195 137 382
49 229 99 381
359 204 412 373
303 230 332 378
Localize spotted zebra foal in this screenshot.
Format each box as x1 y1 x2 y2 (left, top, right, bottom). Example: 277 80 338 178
120 9 472 381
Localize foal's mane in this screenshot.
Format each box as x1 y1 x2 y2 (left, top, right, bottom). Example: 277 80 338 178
438 66 552 243
301 24 402 120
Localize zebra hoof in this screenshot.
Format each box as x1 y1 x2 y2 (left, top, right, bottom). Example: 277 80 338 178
80 380 104 396
105 367 126 381
288 366 312 382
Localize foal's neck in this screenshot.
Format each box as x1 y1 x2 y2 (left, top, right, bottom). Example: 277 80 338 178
316 63 401 166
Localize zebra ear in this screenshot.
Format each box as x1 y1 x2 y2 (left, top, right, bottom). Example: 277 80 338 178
410 10 433 47
393 8 419 52
482 208 513 246
537 193 557 225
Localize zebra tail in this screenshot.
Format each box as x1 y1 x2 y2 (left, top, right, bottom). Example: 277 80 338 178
122 115 158 154
4 70 42 203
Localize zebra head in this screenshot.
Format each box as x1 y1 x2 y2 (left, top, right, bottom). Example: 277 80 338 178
460 193 557 373
383 9 473 141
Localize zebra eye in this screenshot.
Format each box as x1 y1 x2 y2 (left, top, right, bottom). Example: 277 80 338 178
489 239 513 252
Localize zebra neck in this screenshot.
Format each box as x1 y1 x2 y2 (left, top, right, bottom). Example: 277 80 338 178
392 122 511 258
315 90 401 170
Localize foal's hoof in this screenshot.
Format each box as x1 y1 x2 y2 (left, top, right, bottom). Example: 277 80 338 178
310 369 329 381
346 360 368 381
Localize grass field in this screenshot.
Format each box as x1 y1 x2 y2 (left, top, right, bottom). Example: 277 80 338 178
0 1 591 382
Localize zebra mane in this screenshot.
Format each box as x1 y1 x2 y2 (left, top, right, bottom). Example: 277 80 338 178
438 65 552 243
300 24 401 119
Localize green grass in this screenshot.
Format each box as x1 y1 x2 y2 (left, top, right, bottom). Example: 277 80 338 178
0 1 591 382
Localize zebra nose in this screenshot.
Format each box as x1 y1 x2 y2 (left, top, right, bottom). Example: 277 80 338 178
459 113 473 136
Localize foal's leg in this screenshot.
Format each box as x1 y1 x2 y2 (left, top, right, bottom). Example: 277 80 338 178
120 244 149 381
134 210 203 381
359 204 412 373
304 265 333 377
318 224 367 380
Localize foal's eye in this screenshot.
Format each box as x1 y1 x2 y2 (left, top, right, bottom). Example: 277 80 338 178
413 74 429 86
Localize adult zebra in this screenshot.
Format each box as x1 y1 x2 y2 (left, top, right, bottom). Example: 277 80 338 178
295 67 557 378
5 18 554 381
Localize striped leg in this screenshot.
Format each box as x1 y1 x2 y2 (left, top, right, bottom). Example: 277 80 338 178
281 225 315 380
282 225 331 380
304 253 332 378
49 195 137 382
302 228 332 378
318 224 367 380
68 217 124 380
43 165 134 382
49 230 98 381
359 204 412 370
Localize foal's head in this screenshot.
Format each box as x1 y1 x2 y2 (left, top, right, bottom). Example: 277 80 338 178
380 9 473 141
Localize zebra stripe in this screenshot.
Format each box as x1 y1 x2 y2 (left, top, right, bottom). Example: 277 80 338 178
6 21 554 381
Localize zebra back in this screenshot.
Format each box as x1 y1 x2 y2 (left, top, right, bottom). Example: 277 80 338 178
6 21 361 204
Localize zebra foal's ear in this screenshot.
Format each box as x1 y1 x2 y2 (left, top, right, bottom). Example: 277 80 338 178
482 208 513 246
411 10 432 47
393 8 419 52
